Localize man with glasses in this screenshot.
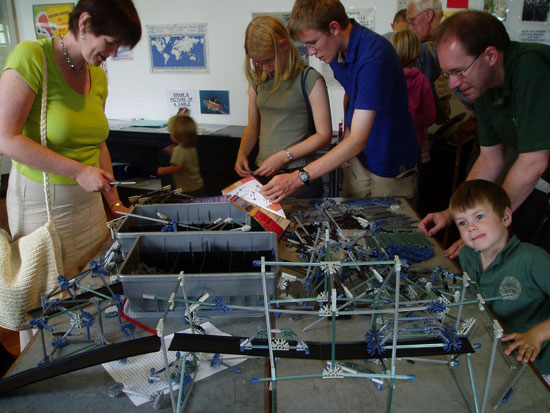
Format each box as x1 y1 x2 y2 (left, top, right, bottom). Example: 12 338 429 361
262 0 419 202
406 0 443 43
419 10 550 256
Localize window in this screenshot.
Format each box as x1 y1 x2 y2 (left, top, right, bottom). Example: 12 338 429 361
0 0 18 69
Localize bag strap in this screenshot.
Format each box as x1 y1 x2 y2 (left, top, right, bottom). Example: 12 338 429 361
40 49 54 223
301 66 316 136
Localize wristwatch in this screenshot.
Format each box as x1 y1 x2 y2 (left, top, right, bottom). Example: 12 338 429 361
285 149 293 161
298 168 310 186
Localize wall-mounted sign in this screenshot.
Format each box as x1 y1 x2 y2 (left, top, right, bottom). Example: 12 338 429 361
33 3 74 39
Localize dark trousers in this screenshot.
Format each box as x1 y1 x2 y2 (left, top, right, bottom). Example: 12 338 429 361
512 188 550 251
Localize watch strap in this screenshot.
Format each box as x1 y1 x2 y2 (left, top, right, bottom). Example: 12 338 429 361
299 168 310 186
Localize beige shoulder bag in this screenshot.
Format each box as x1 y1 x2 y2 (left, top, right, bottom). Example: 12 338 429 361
0 47 64 331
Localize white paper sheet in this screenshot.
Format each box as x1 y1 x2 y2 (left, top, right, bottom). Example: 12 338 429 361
102 322 248 406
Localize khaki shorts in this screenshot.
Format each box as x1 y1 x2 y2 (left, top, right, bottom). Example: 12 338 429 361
343 156 417 200
7 166 109 278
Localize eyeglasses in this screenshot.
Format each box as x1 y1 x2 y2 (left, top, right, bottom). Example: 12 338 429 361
303 34 325 50
253 57 275 68
406 9 428 26
441 52 482 79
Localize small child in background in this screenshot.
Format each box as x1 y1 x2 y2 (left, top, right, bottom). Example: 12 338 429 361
382 9 408 41
157 114 205 197
390 29 436 162
450 179 550 380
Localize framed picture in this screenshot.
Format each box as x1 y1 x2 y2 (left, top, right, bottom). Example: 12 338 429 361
33 3 74 39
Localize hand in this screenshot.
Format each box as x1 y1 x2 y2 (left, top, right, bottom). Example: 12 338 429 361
261 172 301 203
501 326 546 363
234 154 251 177
444 239 464 259
418 210 452 237
163 144 176 155
254 153 286 178
74 165 113 193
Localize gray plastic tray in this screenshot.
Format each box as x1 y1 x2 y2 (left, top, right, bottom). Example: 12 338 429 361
115 202 251 256
118 232 278 317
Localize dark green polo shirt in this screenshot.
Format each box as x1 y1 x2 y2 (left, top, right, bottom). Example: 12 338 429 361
460 235 550 374
475 41 550 181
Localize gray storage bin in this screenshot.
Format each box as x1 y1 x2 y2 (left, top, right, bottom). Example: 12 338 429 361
118 232 279 317
115 202 251 256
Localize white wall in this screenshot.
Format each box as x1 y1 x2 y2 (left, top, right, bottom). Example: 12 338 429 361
14 0 482 129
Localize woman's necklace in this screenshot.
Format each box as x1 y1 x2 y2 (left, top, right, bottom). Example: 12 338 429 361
59 35 85 72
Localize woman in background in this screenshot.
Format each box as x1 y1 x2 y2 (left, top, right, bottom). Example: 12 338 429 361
235 15 332 198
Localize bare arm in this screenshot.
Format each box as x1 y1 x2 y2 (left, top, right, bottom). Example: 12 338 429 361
157 164 183 175
501 319 550 364
234 86 260 177
255 77 332 177
262 108 376 202
0 69 114 193
98 142 129 213
502 150 550 212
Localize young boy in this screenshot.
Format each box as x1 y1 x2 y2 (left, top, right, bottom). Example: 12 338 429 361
382 9 408 41
450 179 550 378
156 114 205 197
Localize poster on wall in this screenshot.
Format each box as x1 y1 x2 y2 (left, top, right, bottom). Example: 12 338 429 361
166 89 199 116
33 3 74 39
484 0 509 21
251 11 290 24
147 24 209 73
347 8 376 30
112 46 134 61
397 0 409 10
199 90 230 115
521 0 550 22
520 29 550 44
447 0 469 8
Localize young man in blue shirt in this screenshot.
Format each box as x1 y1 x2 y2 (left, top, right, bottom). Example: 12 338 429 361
261 0 419 202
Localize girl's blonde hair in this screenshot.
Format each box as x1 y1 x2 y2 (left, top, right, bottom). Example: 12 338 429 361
167 114 197 147
244 15 304 91
391 29 422 68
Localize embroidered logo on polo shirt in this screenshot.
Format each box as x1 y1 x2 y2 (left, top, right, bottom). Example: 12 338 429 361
498 276 522 300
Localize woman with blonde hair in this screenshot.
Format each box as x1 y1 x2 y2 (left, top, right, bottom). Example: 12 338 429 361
235 15 332 198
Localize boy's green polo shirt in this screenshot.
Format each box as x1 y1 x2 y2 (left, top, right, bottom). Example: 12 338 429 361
460 236 550 374
475 41 550 181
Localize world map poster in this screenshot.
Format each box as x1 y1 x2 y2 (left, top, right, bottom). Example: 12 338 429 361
147 23 209 73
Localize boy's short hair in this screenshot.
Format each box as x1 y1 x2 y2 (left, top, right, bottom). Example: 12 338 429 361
167 114 197 147
391 29 421 68
393 9 407 24
288 0 349 38
449 179 511 219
